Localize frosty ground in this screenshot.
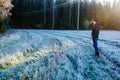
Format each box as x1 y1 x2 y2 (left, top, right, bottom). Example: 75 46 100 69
0 29 120 80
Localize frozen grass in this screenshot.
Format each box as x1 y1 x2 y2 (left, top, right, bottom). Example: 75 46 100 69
0 29 120 80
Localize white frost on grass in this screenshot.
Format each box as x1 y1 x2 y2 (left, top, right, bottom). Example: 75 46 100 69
0 29 120 80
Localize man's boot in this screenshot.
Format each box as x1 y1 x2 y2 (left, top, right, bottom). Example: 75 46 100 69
95 52 99 57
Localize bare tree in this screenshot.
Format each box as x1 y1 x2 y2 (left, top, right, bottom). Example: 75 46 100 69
69 0 73 27
44 0 47 25
52 0 56 29
77 0 80 30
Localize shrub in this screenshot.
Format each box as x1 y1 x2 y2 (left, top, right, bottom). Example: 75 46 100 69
0 0 13 33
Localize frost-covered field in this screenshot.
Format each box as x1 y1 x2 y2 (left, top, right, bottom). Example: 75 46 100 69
0 29 120 80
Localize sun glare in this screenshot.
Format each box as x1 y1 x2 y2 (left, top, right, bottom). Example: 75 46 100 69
89 0 115 8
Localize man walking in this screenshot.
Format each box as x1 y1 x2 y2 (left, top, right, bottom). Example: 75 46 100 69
90 19 100 57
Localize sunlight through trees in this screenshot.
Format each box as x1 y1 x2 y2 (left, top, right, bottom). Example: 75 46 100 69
10 0 120 30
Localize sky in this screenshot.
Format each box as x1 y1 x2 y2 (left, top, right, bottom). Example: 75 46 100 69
88 0 116 8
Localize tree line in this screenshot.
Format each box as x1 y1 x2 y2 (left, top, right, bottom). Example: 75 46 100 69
88 0 120 30
11 0 88 29
9 0 120 30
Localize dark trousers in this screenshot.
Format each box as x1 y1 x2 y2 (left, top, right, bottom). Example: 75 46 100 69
92 38 98 52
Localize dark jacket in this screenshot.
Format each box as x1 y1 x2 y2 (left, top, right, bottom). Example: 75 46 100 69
92 22 100 38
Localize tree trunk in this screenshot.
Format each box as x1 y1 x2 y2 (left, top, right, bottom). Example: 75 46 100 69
77 0 80 30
